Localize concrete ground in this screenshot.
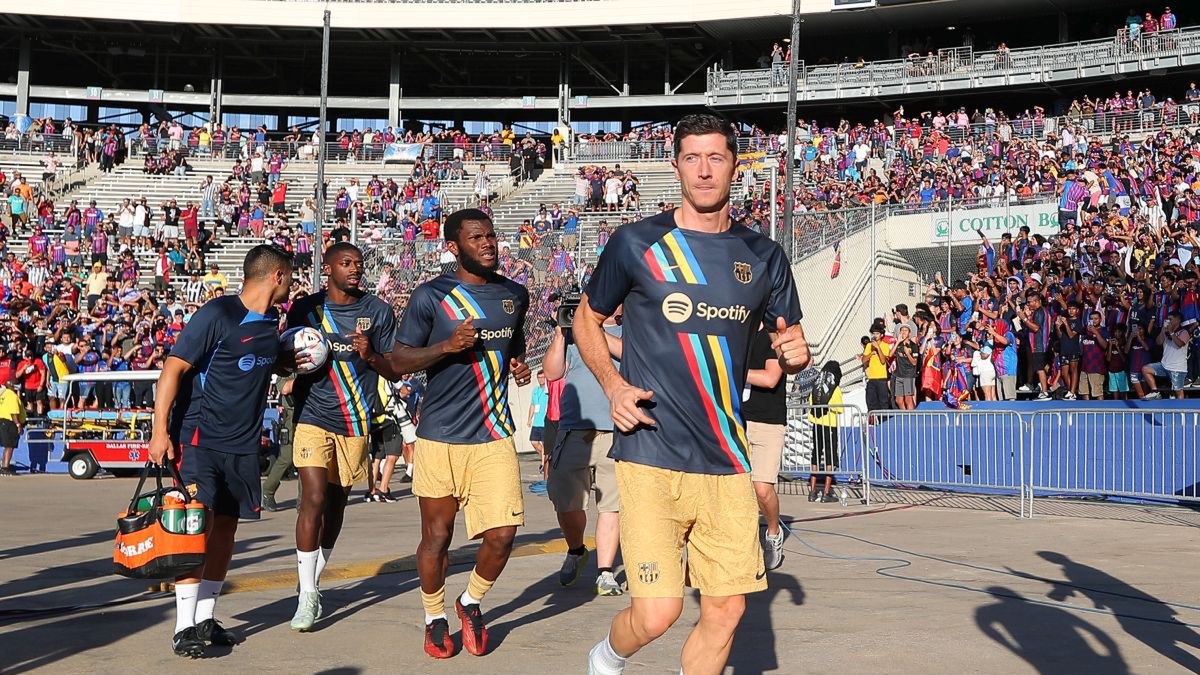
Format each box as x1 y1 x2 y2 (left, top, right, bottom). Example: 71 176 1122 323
3 459 1200 674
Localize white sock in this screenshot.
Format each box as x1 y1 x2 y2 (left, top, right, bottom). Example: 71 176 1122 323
406 463 413 477
194 579 224 623
459 589 480 607
315 547 333 588
589 634 627 674
174 582 200 633
425 612 447 625
297 549 319 593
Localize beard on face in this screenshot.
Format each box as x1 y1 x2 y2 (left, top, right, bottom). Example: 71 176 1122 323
458 249 497 278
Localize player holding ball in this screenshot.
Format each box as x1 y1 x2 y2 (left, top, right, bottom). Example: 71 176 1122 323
283 241 402 632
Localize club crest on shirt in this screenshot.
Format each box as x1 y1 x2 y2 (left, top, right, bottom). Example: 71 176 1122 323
733 261 753 284
502 299 516 314
356 317 372 333
637 561 659 585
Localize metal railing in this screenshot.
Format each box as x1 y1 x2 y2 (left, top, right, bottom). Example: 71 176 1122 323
573 140 671 162
709 26 1200 98
865 409 1028 515
1027 408 1200 513
820 407 1200 518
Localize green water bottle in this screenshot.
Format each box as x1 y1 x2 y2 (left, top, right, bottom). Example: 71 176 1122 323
184 501 207 536
160 502 186 534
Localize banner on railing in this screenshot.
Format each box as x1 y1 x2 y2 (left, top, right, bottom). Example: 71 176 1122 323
382 142 424 164
879 200 1059 246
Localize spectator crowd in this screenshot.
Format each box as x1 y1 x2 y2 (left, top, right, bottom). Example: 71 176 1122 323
5 75 1200 475
0 132 583 477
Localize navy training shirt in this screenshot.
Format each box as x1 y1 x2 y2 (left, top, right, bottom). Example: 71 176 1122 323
287 290 399 438
584 210 803 475
168 295 281 455
396 273 529 444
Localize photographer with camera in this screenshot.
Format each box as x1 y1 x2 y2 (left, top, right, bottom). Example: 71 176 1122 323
542 291 625 596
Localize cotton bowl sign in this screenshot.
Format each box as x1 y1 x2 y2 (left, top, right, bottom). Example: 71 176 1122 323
929 201 1059 243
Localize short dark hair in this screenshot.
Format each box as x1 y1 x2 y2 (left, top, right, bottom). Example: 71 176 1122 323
673 114 737 159
243 244 293 280
324 241 361 261
444 208 492 244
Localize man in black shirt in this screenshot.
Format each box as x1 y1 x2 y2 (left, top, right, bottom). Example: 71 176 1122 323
743 323 788 570
893 325 921 409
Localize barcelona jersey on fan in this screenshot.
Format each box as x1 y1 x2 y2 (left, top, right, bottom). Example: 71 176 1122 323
287 291 400 438
585 210 802 475
397 274 529 444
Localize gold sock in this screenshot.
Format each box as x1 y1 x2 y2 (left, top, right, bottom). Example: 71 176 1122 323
421 586 446 618
466 568 495 603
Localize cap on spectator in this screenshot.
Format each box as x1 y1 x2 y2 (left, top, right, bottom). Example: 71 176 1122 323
1007 275 1024 290
1029 273 1043 285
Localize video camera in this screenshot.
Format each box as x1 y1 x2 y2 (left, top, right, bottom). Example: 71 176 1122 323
548 285 583 329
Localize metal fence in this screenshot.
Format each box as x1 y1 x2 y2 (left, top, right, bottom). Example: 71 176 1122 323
1027 408 1200 513
572 140 671 163
357 229 581 371
865 409 1028 516
816 407 1200 518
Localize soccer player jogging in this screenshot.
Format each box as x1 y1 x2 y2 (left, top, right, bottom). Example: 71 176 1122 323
285 242 401 631
147 244 294 657
542 312 624 595
573 114 810 675
355 208 531 659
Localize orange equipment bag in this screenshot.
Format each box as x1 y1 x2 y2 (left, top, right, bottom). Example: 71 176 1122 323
113 462 207 579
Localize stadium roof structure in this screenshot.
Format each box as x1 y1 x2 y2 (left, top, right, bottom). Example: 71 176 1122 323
0 0 1184 127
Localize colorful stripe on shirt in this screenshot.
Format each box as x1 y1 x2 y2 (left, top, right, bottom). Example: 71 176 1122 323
440 285 486 321
643 228 709 285
309 306 371 436
468 349 513 439
677 332 751 473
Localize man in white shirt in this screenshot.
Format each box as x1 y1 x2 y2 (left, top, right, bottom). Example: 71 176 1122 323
853 141 870 174
1142 312 1191 399
249 153 265 185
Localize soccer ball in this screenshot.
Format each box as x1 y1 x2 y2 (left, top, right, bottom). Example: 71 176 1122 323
279 326 329 374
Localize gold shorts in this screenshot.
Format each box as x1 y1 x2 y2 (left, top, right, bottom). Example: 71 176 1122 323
412 437 525 539
616 461 766 598
547 430 620 514
746 421 786 485
292 423 369 487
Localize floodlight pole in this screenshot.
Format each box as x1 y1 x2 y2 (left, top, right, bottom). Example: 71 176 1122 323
313 8 331 291
783 0 800 257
